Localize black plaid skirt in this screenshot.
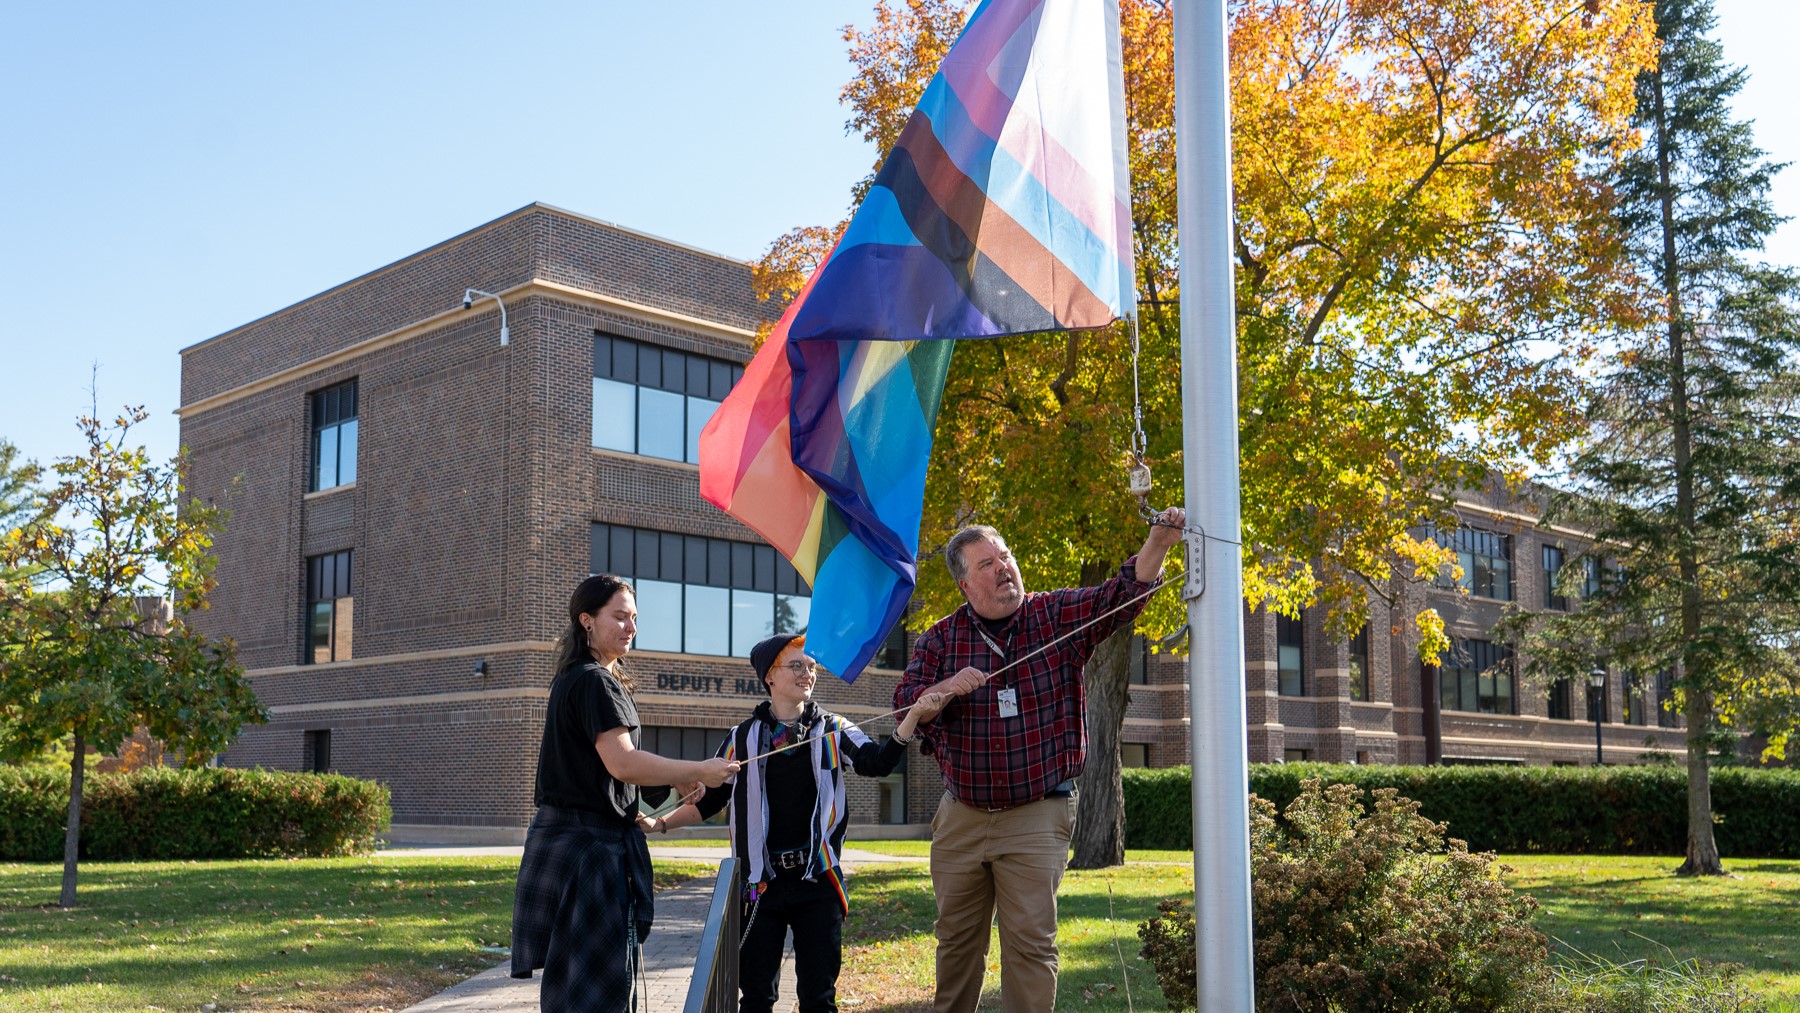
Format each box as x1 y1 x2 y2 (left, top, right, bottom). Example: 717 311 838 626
511 805 654 1011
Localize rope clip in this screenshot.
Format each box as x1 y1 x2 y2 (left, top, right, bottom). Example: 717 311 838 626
1126 453 1156 521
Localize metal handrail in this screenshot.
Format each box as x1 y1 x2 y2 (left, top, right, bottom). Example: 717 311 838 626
682 856 743 1013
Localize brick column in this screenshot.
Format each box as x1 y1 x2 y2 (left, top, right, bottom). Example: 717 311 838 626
1244 604 1284 762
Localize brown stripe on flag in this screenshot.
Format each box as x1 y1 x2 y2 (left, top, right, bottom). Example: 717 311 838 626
894 111 1114 329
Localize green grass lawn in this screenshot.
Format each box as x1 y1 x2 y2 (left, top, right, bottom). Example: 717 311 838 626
839 862 1182 1012
0 855 715 1012
1502 854 1800 1009
4 849 1792 1012
834 851 1800 1012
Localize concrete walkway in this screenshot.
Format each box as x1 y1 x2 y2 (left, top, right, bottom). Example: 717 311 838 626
399 876 759 1013
392 847 925 1012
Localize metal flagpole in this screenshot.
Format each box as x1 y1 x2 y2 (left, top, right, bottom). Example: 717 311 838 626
1174 0 1255 1009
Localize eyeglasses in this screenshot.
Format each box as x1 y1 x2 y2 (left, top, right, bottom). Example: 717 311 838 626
781 661 817 676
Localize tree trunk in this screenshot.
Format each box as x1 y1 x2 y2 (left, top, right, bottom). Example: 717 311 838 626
1676 683 1722 876
1653 69 1724 877
61 729 85 908
1072 624 1134 869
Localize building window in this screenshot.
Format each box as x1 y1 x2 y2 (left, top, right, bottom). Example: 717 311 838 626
642 725 725 762
305 550 353 664
309 380 358 492
1347 625 1370 701
1283 748 1310 763
1436 638 1514 715
874 623 909 670
1625 672 1647 726
592 334 743 464
877 751 908 824
1121 743 1150 768
1434 525 1513 601
643 726 728 824
1582 556 1604 598
303 729 331 773
1129 634 1149 686
1547 677 1574 720
1542 545 1568 611
1657 670 1680 728
1277 612 1304 696
592 523 809 659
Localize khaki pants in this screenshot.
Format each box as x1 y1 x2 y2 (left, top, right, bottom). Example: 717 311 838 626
929 791 1076 1013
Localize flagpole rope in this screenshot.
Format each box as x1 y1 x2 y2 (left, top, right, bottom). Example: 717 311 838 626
734 576 1179 766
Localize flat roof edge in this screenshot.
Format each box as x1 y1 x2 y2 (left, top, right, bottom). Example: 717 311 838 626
180 203 757 357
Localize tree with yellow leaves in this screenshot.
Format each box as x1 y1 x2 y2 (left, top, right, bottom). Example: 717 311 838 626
759 0 1655 867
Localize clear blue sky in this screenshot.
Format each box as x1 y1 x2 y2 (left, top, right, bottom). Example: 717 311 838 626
3 0 1796 472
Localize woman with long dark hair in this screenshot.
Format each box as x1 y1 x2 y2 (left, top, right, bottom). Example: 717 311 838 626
511 573 738 1011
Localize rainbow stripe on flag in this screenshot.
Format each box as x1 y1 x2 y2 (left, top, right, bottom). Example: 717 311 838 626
700 0 1134 682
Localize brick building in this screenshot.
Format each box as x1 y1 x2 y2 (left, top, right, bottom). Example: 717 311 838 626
1123 482 1689 769
181 203 1681 835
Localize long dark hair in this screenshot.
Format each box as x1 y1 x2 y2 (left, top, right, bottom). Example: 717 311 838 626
554 574 635 692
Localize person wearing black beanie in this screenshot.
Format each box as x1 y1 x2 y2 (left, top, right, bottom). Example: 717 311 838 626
656 633 946 1013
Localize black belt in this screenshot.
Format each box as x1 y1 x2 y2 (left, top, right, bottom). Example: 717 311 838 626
977 779 1077 813
771 848 810 871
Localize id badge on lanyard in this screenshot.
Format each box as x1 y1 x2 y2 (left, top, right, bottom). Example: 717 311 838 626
975 626 1019 719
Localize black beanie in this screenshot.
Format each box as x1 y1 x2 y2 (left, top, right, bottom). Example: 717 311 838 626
750 634 803 688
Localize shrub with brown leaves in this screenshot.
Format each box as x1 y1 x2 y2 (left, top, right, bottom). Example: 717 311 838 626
1140 778 1546 1013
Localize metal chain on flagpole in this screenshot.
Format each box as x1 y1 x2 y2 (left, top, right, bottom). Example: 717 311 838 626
1131 314 1148 461
1125 315 1159 521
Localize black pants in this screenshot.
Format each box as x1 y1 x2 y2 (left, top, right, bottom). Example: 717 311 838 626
739 872 845 1013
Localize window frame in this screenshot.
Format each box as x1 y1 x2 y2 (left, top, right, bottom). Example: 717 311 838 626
304 729 332 773
1276 612 1305 697
1542 544 1569 611
1656 670 1680 728
1547 676 1575 720
308 379 359 493
593 334 744 465
1347 625 1370 701
1436 638 1516 715
592 523 810 659
876 750 909 825
1434 525 1514 601
304 550 354 664
1625 671 1648 726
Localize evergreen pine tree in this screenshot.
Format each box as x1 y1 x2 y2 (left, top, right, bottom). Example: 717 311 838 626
1509 0 1800 876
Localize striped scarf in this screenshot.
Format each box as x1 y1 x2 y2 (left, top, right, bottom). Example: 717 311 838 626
722 701 869 913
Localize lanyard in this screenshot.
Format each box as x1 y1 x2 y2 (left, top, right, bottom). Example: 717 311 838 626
975 624 1007 661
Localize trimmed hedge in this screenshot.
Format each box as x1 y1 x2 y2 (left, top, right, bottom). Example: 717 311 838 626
0 766 391 861
1122 762 1800 856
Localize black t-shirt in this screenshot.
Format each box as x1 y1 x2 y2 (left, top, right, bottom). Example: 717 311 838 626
763 731 818 853
533 661 641 827
977 611 1015 640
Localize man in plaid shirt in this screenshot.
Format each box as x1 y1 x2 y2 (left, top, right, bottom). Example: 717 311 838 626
895 507 1186 1013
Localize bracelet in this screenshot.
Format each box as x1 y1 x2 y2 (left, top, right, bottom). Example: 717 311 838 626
892 730 913 745
656 817 668 834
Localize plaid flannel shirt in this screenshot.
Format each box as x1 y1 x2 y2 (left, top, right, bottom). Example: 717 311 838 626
511 807 653 1009
895 556 1158 810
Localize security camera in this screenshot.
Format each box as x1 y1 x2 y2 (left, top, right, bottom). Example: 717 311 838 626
463 294 473 309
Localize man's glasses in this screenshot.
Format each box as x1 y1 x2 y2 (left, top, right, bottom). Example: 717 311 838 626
781 661 817 676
